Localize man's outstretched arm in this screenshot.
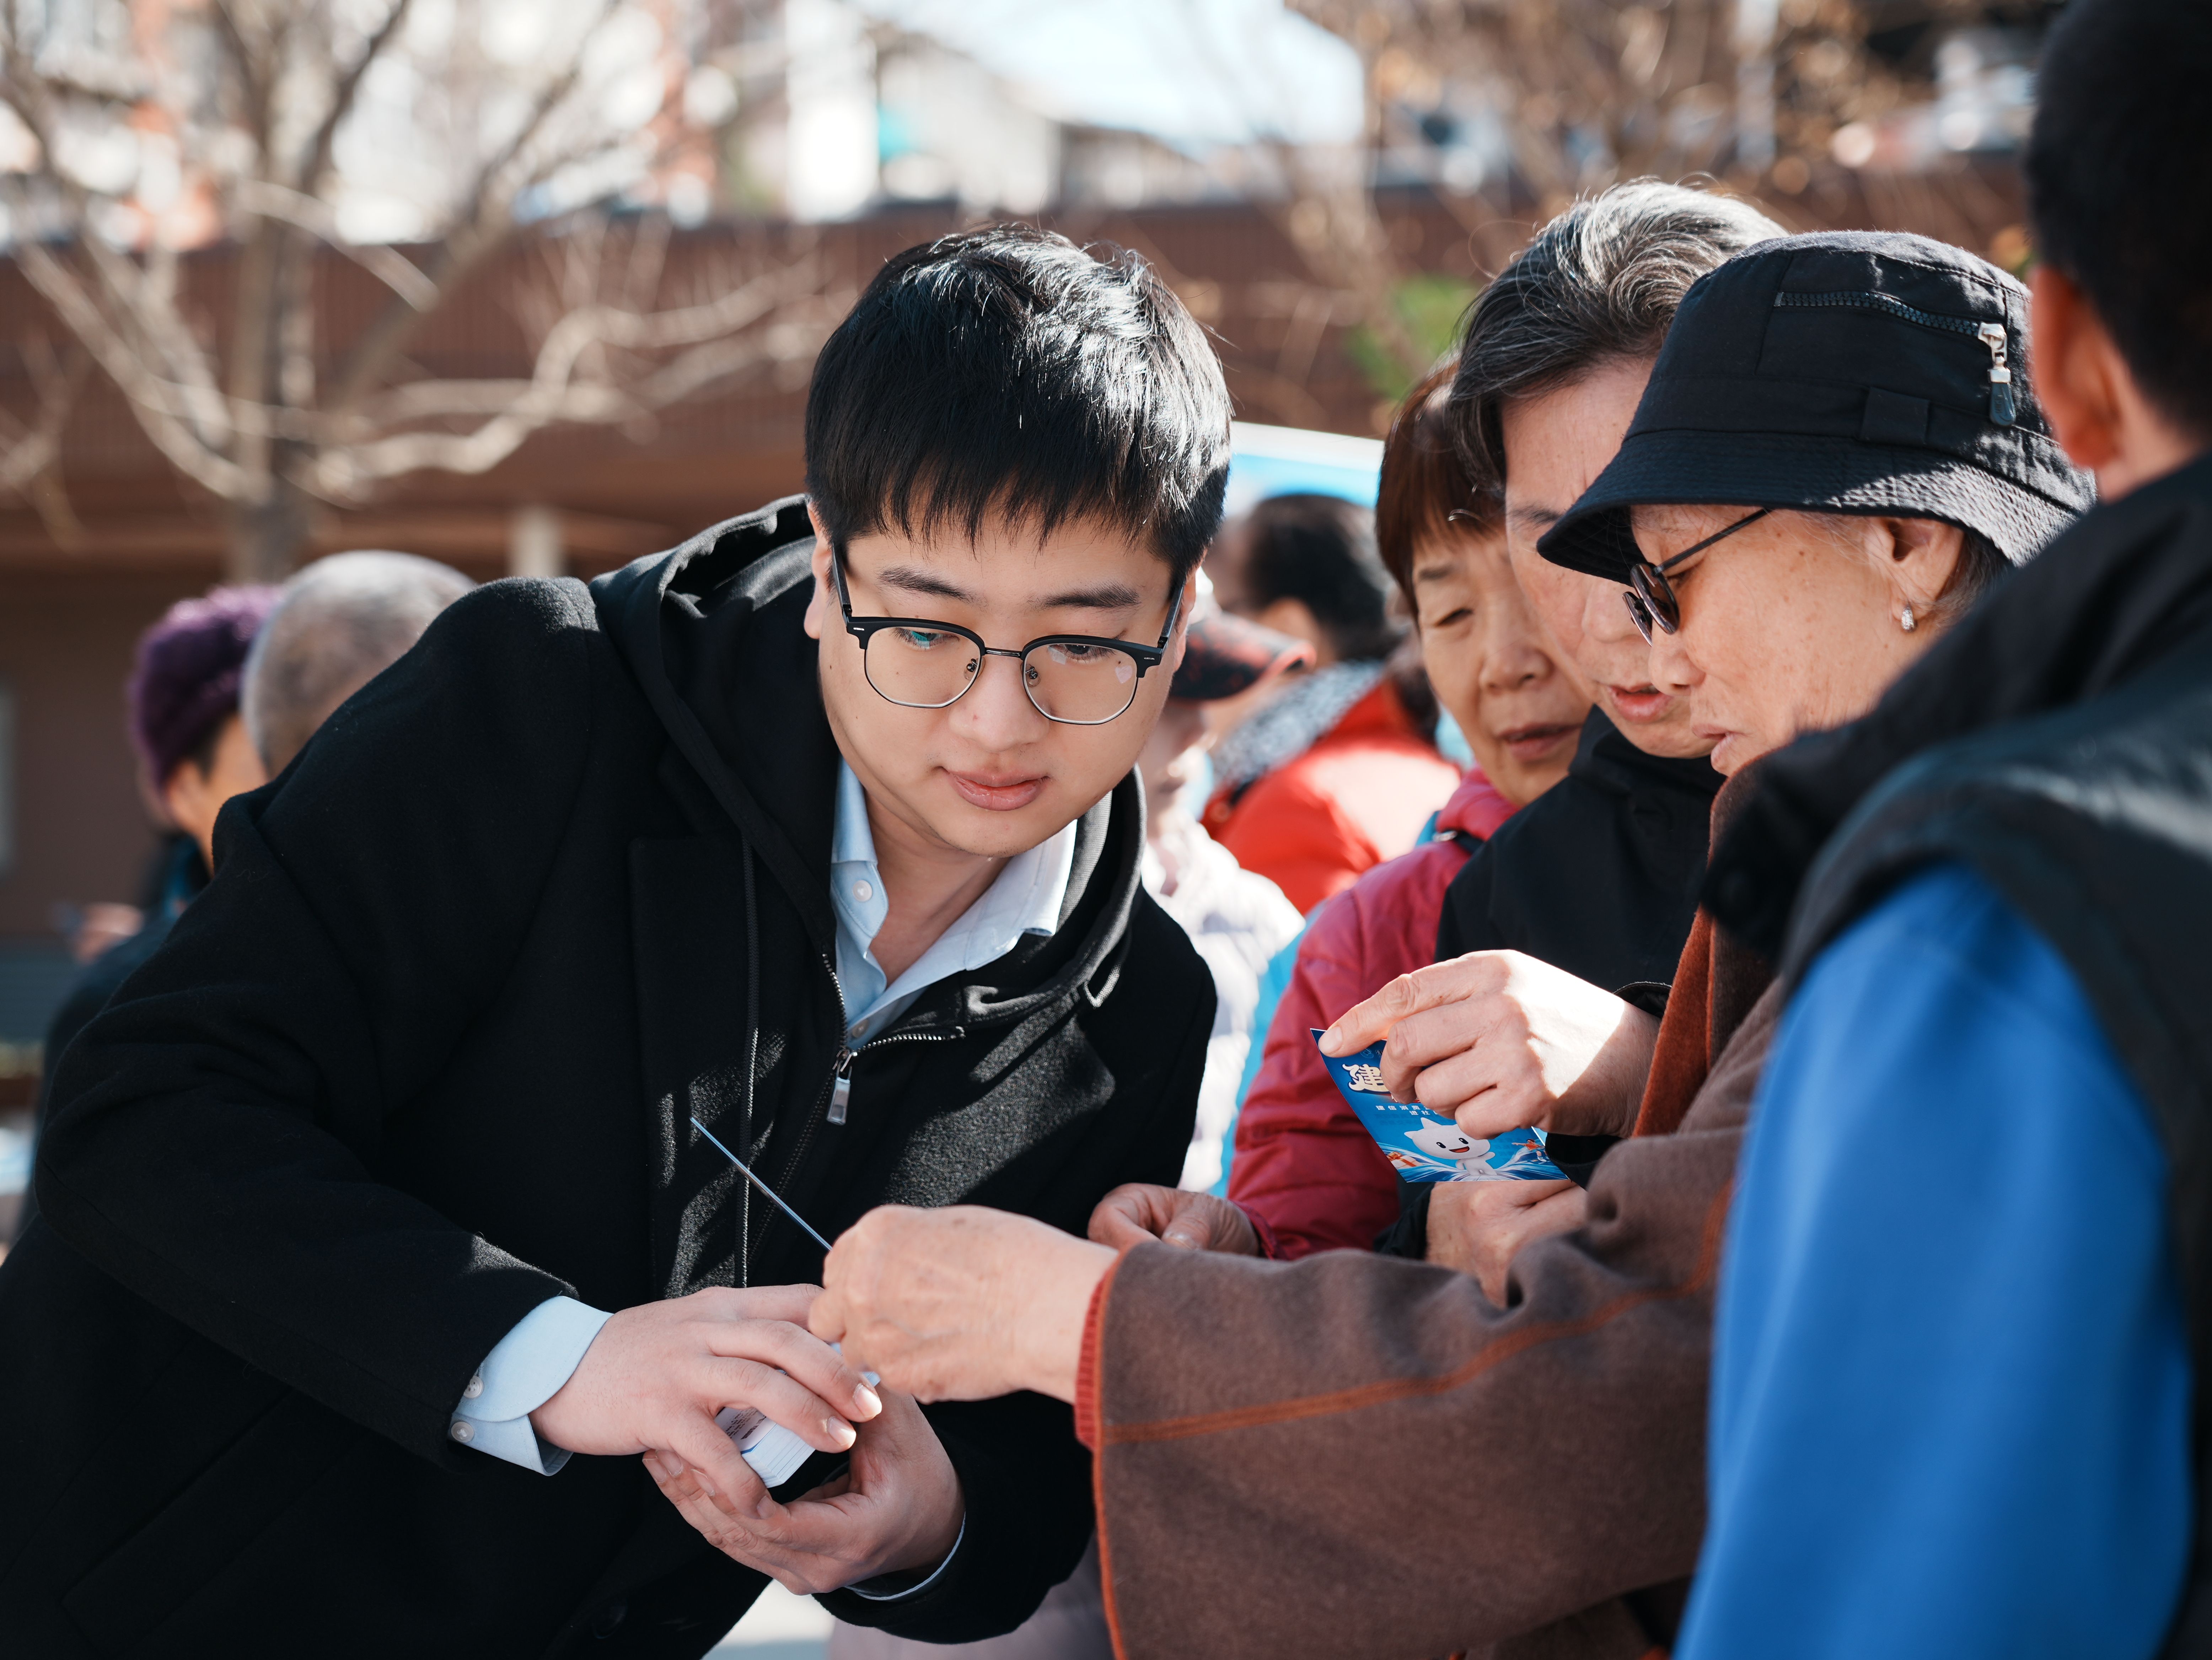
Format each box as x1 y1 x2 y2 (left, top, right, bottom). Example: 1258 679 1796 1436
35 583 872 1501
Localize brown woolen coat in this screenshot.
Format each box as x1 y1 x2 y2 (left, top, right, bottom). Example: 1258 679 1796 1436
1083 799 1777 1659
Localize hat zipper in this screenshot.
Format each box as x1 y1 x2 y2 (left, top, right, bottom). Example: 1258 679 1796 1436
1976 323 2015 426
1773 290 2016 426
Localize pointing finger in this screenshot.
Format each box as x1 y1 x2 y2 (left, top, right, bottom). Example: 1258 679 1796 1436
1320 957 1490 1055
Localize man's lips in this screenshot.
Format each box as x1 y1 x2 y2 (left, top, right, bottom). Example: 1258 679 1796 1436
946 771 1046 811
1494 722 1578 763
1604 684 1674 722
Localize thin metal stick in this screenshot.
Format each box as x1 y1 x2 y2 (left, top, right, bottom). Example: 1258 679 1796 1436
691 1116 834 1254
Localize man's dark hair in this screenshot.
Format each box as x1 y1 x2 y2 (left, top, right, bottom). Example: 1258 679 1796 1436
1377 357 1494 607
1450 181 1782 487
2028 0 2212 443
1240 493 1400 662
806 225 1232 582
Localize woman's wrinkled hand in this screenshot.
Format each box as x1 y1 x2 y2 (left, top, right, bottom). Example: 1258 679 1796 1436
1425 1178 1588 1303
1088 1183 1261 1254
810 1205 1115 1406
1319 949 1659 1141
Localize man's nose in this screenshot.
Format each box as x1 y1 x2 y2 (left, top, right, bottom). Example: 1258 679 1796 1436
1648 624 1699 694
952 650 1051 745
1584 578 1645 646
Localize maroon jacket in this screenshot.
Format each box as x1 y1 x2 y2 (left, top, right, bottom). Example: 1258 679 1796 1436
1229 769 1516 1259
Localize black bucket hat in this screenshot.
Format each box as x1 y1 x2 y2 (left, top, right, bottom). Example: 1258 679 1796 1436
1170 604 1314 701
1537 230 2094 583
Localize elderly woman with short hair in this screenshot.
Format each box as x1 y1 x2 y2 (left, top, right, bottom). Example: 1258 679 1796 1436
662 233 2092 1660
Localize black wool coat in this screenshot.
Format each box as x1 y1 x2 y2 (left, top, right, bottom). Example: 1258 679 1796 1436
1382 710 1721 1245
0 498 1212 1659
1435 708 1720 992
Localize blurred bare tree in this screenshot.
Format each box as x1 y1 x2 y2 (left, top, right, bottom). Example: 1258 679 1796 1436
1296 0 1905 210
1262 0 1941 414
0 0 827 579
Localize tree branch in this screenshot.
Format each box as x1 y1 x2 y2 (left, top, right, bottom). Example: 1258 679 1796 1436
0 334 84 494
232 179 438 309
325 0 621 415
296 0 417 192
210 0 274 162
11 238 257 499
312 256 827 494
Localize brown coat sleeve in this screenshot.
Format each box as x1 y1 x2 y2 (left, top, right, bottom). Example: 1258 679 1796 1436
1090 988 1783 1660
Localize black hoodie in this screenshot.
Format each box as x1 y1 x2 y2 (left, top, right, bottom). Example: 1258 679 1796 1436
4 498 1212 1659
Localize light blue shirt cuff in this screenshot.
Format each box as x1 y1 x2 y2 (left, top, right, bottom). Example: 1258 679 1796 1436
450 1295 613 1476
845 1514 967 1602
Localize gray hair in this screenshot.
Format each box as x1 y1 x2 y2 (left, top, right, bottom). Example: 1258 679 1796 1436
1798 511 2005 625
1450 181 1784 488
243 550 473 772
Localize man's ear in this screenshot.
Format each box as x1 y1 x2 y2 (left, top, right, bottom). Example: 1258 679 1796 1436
2029 264 2123 475
2028 264 2200 495
803 499 834 642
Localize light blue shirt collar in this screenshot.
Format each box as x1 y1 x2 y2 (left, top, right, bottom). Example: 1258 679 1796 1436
829 760 1077 1042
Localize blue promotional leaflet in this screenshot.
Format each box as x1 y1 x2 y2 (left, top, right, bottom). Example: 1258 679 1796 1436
1313 1029 1566 1184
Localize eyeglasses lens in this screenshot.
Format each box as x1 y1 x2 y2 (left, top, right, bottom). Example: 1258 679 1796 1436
1626 563 1680 643
861 629 1142 723
863 626 982 709
1024 640 1143 724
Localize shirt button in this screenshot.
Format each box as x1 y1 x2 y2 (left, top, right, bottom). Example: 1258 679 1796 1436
463 1374 484 1400
853 879 873 902
450 1419 475 1444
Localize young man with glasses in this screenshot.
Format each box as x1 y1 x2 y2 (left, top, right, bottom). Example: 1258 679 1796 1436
4 227 1222 1657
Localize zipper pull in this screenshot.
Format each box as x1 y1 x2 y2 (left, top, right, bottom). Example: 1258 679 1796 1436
1977 323 2015 426
828 1047 855 1126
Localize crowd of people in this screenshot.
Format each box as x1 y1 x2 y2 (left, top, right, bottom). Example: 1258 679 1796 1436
1 1 2206 1655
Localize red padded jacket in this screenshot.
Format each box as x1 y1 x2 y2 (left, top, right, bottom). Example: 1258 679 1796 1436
1227 769 1516 1258
1203 677 1462 915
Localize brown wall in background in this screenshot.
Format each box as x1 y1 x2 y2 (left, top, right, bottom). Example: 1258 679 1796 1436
0 574 205 937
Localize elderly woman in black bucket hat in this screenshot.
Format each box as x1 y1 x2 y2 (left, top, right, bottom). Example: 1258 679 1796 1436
1535 229 2089 780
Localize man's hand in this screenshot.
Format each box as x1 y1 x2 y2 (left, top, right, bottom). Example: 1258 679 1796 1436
1426 1179 1588 1303
646 1388 964 1595
1320 950 1659 1141
1088 1183 1261 1254
531 1286 881 1512
811 1206 1114 1405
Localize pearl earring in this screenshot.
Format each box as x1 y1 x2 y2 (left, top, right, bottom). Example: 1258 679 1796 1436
1900 602 1916 633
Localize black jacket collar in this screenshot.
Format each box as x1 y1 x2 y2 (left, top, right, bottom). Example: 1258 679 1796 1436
1708 450 2212 960
590 498 1145 1033
1569 706 1725 805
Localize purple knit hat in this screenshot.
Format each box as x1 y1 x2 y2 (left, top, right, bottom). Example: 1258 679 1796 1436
128 585 281 786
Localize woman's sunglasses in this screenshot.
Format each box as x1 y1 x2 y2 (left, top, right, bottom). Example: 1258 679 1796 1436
1623 508 1771 644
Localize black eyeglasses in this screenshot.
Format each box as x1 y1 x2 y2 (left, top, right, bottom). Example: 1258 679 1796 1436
830 550 1182 726
1623 508 1771 644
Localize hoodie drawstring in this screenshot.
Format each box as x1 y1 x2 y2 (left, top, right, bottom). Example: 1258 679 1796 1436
739 837 759 1288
